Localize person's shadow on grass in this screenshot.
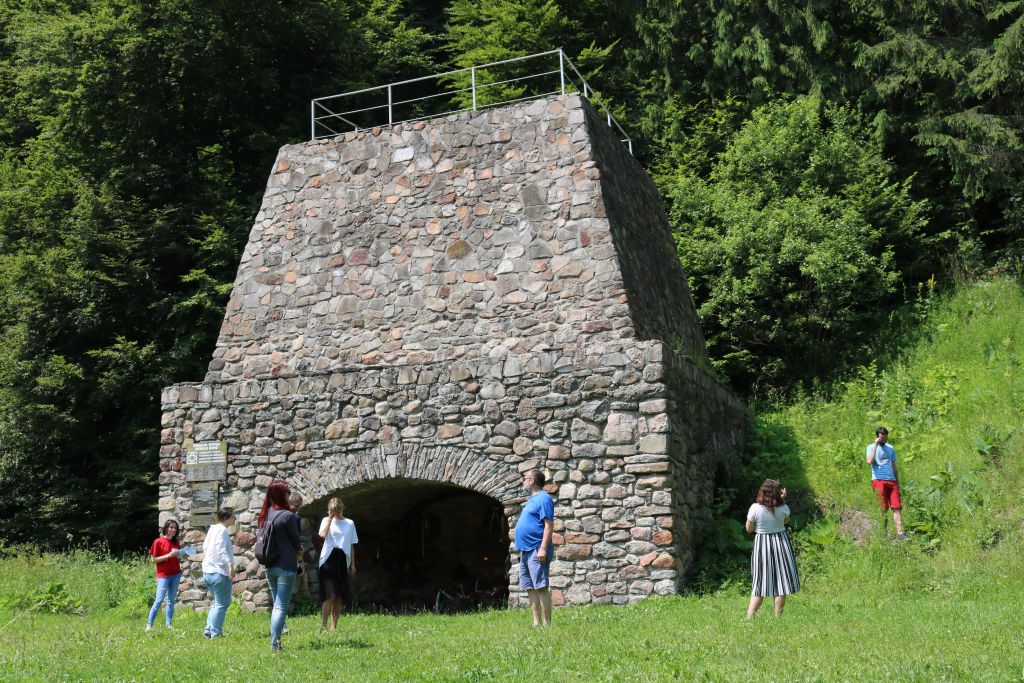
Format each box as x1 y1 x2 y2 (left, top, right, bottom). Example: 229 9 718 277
303 636 374 651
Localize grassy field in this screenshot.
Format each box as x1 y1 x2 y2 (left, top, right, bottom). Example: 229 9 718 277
3 278 1023 681
2 572 1023 681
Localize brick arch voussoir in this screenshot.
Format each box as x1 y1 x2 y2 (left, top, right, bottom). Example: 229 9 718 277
287 441 522 505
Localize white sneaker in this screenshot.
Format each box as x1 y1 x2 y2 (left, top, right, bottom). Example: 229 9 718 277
145 625 153 632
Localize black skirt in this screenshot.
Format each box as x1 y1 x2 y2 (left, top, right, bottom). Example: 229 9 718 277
318 547 351 604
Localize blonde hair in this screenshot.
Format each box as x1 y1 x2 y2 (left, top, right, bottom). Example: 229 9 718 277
328 498 344 516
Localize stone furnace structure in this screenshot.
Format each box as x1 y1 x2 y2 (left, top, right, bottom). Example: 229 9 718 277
159 93 747 611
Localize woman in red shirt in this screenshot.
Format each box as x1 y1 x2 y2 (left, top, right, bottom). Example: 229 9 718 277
146 519 184 631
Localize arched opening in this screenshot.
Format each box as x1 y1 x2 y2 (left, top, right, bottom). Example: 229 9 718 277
300 478 510 613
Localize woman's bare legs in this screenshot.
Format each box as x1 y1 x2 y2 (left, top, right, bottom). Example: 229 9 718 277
747 595 787 618
321 599 332 629
331 597 341 631
746 595 763 620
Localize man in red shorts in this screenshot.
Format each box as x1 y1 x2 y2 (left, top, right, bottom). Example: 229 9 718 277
866 427 907 541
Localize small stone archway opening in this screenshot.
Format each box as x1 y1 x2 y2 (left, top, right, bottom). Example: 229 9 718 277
304 478 510 613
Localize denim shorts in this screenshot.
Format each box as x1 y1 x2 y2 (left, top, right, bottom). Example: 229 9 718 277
519 548 550 590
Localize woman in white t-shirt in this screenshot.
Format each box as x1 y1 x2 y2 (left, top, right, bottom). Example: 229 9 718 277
745 479 799 619
318 497 358 631
202 507 235 638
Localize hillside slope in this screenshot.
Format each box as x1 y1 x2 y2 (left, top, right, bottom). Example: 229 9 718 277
753 277 1024 593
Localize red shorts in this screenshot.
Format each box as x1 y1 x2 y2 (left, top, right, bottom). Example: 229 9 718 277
872 480 902 510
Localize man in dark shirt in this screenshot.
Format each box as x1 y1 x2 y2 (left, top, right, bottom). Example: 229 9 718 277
288 492 307 592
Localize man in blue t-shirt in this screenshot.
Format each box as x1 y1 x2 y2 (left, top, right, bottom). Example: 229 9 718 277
866 427 907 541
514 468 554 627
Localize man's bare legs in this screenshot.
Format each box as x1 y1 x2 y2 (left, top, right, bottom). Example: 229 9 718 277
881 508 906 537
527 588 552 626
892 509 905 535
538 588 551 626
527 589 542 626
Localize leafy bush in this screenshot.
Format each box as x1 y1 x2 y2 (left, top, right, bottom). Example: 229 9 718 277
666 96 932 395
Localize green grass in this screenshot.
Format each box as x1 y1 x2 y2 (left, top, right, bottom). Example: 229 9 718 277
2 580 1023 681
3 277 1024 681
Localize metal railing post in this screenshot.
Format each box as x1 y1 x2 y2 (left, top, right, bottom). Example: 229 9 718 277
310 100 316 140
471 67 477 111
387 85 393 125
559 49 565 95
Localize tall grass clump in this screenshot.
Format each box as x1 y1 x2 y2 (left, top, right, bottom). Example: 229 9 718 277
0 545 151 618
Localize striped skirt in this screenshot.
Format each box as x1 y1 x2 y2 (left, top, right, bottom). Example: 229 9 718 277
751 531 800 597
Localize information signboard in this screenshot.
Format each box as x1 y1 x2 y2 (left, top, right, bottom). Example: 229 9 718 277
184 440 227 482
189 482 219 527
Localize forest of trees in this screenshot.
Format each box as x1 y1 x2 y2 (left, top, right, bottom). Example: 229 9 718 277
1 0 1020 549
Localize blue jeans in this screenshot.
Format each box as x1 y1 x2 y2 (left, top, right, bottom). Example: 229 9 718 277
147 573 181 627
266 567 296 648
203 572 232 636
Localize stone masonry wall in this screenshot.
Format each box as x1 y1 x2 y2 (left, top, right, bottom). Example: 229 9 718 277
207 94 704 381
159 94 747 611
584 104 706 354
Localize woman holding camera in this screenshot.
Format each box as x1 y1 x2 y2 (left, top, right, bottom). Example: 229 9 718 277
745 479 799 619
318 497 358 631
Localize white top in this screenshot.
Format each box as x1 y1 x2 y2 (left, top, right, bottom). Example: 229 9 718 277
201 523 234 576
318 516 358 569
747 503 791 534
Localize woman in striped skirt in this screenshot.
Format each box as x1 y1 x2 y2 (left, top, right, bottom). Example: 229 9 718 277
745 479 799 619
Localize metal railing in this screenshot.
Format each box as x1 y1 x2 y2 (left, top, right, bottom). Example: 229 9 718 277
310 49 632 154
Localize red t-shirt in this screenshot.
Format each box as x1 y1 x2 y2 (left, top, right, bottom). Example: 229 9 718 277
150 536 182 578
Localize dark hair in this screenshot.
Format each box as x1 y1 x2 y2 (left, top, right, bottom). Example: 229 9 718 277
258 481 290 527
755 480 784 510
876 427 888 435
529 468 546 487
161 519 180 543
217 507 234 522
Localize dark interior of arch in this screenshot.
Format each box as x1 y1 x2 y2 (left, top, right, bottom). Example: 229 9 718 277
299 478 509 613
